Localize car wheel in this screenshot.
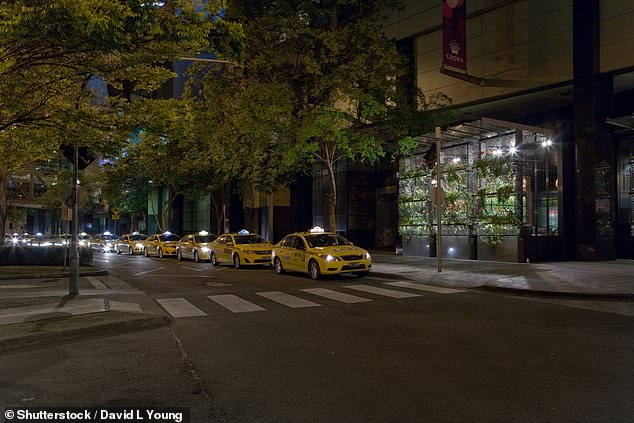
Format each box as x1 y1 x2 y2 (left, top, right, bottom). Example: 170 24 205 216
116 247 121 255
274 257 285 275
193 250 199 263
128 246 133 255
158 248 163 258
308 259 321 280
232 253 241 269
210 252 219 266
177 249 182 261
143 247 149 257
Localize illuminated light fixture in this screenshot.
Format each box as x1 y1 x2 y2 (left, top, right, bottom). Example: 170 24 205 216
509 146 518 154
448 247 455 252
309 226 325 233
238 229 250 234
541 139 553 147
431 179 438 185
199 230 209 236
452 157 461 164
493 149 503 156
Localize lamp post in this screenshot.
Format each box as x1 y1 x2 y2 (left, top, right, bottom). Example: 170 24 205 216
435 126 442 273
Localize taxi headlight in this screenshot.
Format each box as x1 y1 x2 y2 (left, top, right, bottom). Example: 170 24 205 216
364 252 371 260
319 254 341 262
201 247 210 253
135 243 144 249
79 240 86 246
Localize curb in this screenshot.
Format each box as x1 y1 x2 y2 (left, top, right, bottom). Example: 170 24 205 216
476 285 634 301
0 270 108 281
0 312 171 354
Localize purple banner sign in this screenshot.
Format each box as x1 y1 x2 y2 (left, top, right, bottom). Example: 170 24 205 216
442 0 467 71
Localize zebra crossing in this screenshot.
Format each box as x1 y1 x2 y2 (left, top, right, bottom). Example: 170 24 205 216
156 283 466 318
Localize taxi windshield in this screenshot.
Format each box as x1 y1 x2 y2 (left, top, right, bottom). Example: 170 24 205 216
158 234 180 242
305 234 351 248
195 235 214 243
130 235 146 241
234 235 265 244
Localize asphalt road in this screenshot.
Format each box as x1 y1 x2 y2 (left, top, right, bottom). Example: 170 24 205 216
1 252 633 422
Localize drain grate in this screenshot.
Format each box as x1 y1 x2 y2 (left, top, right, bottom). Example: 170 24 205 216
108 300 142 313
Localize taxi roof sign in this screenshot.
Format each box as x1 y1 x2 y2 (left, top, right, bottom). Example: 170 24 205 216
238 229 249 234
103 231 112 236
132 231 140 235
199 230 209 236
164 231 172 236
309 226 325 233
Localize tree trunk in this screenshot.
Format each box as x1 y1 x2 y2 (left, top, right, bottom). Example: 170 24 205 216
0 168 7 245
325 161 337 232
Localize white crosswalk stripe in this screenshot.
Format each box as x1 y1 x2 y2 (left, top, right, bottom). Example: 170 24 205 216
208 294 266 313
302 288 372 304
383 281 466 294
257 291 321 308
156 298 206 317
343 284 421 298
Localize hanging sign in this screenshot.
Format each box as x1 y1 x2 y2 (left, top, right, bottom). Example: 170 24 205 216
442 0 467 71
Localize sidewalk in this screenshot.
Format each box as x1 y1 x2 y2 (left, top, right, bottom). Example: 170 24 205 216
370 251 634 299
0 272 170 353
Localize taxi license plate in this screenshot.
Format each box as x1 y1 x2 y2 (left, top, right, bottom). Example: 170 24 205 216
349 262 362 268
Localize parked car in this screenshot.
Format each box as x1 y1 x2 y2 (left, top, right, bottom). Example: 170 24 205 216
271 226 372 280
209 230 272 268
90 231 116 252
115 232 148 255
78 232 92 247
142 231 181 258
176 230 217 263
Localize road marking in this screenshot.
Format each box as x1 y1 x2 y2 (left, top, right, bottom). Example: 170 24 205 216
182 266 203 272
156 298 206 317
207 295 266 313
343 284 421 298
86 276 108 290
302 288 371 304
93 259 110 263
136 275 213 278
384 281 467 294
256 291 321 308
134 267 164 276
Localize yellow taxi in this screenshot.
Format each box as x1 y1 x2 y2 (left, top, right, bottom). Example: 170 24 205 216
142 231 181 258
115 232 148 255
272 227 372 280
176 230 217 263
210 230 272 268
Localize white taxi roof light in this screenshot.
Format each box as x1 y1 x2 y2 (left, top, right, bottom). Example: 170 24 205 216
132 231 140 235
12 233 18 236
164 231 172 236
36 232 43 236
80 232 87 236
309 226 325 233
199 230 209 236
104 231 112 236
238 229 249 234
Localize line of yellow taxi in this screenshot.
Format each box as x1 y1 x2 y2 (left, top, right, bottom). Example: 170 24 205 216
111 227 371 280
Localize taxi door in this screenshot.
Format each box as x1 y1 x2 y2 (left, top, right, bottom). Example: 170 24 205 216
182 235 193 259
292 236 308 271
222 235 235 261
146 235 158 256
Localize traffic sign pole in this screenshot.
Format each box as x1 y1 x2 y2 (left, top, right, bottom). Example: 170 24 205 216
69 144 80 295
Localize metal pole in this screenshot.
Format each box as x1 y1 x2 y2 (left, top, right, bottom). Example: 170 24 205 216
69 145 79 295
435 126 442 273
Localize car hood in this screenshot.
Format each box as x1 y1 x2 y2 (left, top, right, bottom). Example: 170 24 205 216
312 246 367 255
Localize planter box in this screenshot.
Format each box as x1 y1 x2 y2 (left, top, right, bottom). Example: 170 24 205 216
403 235 434 257
441 235 476 260
476 235 519 262
0 245 93 266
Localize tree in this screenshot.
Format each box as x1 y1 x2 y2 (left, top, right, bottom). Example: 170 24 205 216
195 0 451 231
0 1 243 240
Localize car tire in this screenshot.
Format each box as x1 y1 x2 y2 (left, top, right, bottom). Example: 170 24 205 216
210 252 219 266
232 253 241 269
308 259 321 280
116 247 121 255
143 247 149 257
128 246 133 255
193 250 199 263
158 248 163 258
177 249 182 261
274 257 285 275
